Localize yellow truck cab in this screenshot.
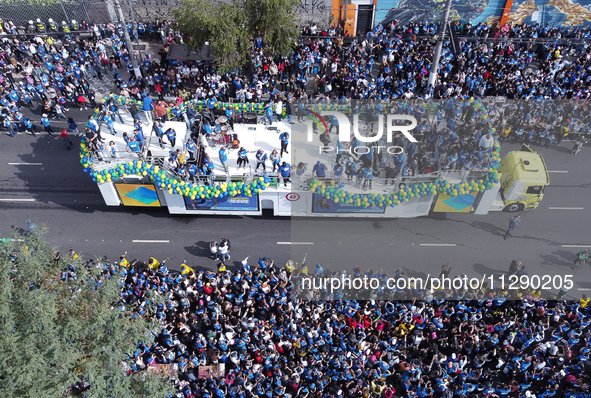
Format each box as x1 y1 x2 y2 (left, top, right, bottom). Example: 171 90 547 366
496 144 550 212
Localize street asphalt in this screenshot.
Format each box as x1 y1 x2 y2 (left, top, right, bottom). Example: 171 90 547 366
0 103 590 300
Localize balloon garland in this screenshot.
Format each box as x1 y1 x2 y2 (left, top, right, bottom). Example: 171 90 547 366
309 171 501 209
308 139 502 209
79 138 272 199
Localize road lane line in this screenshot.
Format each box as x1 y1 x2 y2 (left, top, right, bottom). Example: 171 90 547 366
8 162 42 165
547 170 568 173
132 240 170 243
420 243 457 247
549 207 584 210
277 242 314 245
577 288 591 291
0 198 36 202
563 245 591 248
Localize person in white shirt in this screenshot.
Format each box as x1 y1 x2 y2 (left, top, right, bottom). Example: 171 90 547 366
275 100 283 121
479 132 495 150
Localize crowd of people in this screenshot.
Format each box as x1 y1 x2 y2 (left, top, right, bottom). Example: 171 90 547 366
44 244 591 398
3 10 591 398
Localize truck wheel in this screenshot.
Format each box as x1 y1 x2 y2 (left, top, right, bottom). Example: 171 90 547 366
504 203 524 212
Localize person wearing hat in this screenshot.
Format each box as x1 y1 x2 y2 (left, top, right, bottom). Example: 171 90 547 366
35 18 46 33
47 18 57 32
41 113 53 136
312 161 327 178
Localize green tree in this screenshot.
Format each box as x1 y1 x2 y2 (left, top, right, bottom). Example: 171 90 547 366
0 227 174 398
173 0 300 74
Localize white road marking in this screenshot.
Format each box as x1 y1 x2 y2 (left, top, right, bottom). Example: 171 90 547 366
0 198 36 202
549 207 584 210
8 162 42 165
132 240 170 243
420 243 457 247
547 170 569 173
563 245 591 248
577 288 591 291
277 242 314 245
10 239 24 242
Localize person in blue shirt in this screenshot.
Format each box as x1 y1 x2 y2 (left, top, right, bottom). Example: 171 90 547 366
312 161 327 178
134 129 144 149
3 117 16 137
142 96 154 124
103 111 117 135
23 117 36 136
225 106 235 129
277 161 291 187
152 120 164 149
219 146 229 172
109 100 124 124
203 122 213 137
126 139 141 154
265 102 273 125
237 147 250 170
255 149 267 172
41 113 53 135
279 131 289 156
187 163 198 182
332 163 343 180
165 127 176 148
186 138 196 161
363 166 373 191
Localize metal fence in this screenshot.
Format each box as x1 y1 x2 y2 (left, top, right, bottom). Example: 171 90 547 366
0 0 181 27
0 0 111 27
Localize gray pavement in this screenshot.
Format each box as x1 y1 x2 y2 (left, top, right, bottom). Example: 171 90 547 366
1 106 591 299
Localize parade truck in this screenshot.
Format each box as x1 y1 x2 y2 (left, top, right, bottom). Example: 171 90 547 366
487 145 550 212
81 96 549 218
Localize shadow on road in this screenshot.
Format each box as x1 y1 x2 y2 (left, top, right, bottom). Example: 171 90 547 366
471 221 506 237
184 240 217 270
472 262 507 278
539 252 574 269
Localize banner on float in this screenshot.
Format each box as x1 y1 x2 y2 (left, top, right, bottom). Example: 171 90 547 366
312 193 385 214
115 184 161 207
433 192 477 213
184 194 259 211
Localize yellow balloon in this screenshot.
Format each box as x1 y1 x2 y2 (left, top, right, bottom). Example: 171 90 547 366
168 189 173 194
142 171 147 176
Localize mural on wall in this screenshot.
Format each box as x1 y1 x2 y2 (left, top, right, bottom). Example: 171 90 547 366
376 0 496 26
495 0 591 27
376 0 591 29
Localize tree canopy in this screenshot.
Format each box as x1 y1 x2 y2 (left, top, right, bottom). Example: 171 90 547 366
0 227 174 398
173 0 300 74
